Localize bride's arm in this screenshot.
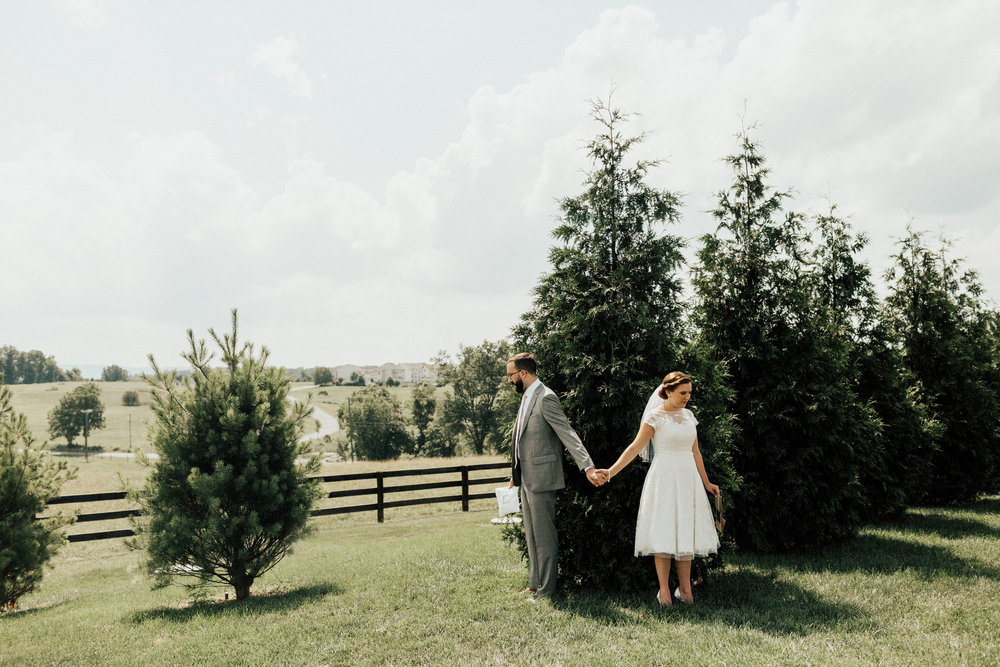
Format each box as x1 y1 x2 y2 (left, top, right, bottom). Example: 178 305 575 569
605 423 655 480
692 437 720 496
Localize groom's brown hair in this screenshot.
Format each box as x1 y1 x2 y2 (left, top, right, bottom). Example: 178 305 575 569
508 352 537 375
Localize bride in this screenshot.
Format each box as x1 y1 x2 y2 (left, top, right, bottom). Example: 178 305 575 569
598 372 721 606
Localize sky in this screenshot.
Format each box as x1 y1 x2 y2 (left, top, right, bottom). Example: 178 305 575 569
2 0 999 372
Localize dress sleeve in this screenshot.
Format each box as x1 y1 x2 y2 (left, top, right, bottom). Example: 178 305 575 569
643 411 662 429
686 408 698 426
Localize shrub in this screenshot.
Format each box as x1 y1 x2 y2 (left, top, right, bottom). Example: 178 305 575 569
121 390 140 406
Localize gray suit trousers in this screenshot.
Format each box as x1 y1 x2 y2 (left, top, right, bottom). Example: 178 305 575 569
520 485 557 596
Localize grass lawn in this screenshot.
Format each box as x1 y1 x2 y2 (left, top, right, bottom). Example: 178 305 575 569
5 496 999 665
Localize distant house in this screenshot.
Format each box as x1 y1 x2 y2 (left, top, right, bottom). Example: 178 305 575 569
333 362 436 385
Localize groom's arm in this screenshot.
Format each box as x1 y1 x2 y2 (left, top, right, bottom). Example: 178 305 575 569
540 392 594 472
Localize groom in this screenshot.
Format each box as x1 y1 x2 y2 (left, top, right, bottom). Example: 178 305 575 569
506 352 606 600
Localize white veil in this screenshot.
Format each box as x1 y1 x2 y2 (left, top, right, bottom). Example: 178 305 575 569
639 386 665 462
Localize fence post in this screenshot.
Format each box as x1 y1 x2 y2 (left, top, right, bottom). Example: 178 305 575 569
461 466 470 512
376 472 384 523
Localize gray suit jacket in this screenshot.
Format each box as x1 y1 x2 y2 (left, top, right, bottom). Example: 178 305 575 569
515 382 594 492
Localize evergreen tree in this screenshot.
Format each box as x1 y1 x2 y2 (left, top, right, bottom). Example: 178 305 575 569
691 128 869 551
130 311 321 600
808 209 939 514
0 379 76 609
47 383 105 446
511 98 735 591
883 229 1000 502
337 386 412 460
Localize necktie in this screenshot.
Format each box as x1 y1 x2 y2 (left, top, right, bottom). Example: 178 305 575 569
514 394 527 463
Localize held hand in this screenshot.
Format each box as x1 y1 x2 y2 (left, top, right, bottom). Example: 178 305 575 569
508 479 515 489
586 468 607 487
595 469 611 484
705 482 720 497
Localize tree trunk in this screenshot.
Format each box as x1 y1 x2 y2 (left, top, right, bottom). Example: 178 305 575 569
233 574 253 600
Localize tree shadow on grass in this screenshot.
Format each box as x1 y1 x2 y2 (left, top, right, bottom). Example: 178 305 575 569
895 510 1000 541
554 570 865 637
127 582 342 624
764 530 1000 581
947 496 1000 518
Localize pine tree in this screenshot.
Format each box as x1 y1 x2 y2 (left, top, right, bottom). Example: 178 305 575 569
130 311 320 600
0 379 76 609
692 128 869 550
511 97 736 591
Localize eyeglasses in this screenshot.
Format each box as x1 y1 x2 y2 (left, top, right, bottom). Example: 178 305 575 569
506 370 522 378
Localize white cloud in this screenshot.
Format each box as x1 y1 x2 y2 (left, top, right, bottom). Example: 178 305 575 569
250 33 313 99
55 0 108 34
4 1 1000 368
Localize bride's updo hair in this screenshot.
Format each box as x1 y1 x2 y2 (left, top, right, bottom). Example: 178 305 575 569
658 371 692 400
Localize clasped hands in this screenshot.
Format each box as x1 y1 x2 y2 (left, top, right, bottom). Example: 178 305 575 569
586 467 611 487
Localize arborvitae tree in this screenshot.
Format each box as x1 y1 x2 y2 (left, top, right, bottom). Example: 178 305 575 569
47 383 105 446
435 340 517 455
808 209 940 515
337 386 412 460
129 311 321 600
884 229 1000 502
511 98 735 591
0 380 76 609
692 128 869 551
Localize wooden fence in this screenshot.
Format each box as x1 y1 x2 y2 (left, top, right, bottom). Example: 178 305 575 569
43 462 511 543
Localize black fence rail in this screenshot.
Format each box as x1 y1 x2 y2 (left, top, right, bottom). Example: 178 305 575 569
42 462 511 543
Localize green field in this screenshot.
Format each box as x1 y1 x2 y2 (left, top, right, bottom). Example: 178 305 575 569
7 380 439 455
9 380 476 538
4 497 999 665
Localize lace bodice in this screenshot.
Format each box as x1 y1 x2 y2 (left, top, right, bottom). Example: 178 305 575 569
643 408 698 454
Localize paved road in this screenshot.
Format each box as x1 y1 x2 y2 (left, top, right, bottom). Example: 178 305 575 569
288 386 340 441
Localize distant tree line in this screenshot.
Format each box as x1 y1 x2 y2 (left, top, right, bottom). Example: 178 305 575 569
0 346 80 384
0 347 138 385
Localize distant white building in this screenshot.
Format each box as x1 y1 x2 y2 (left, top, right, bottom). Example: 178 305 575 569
333 362 436 385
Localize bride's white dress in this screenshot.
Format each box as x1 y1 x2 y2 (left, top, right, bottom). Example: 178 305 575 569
634 408 720 560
